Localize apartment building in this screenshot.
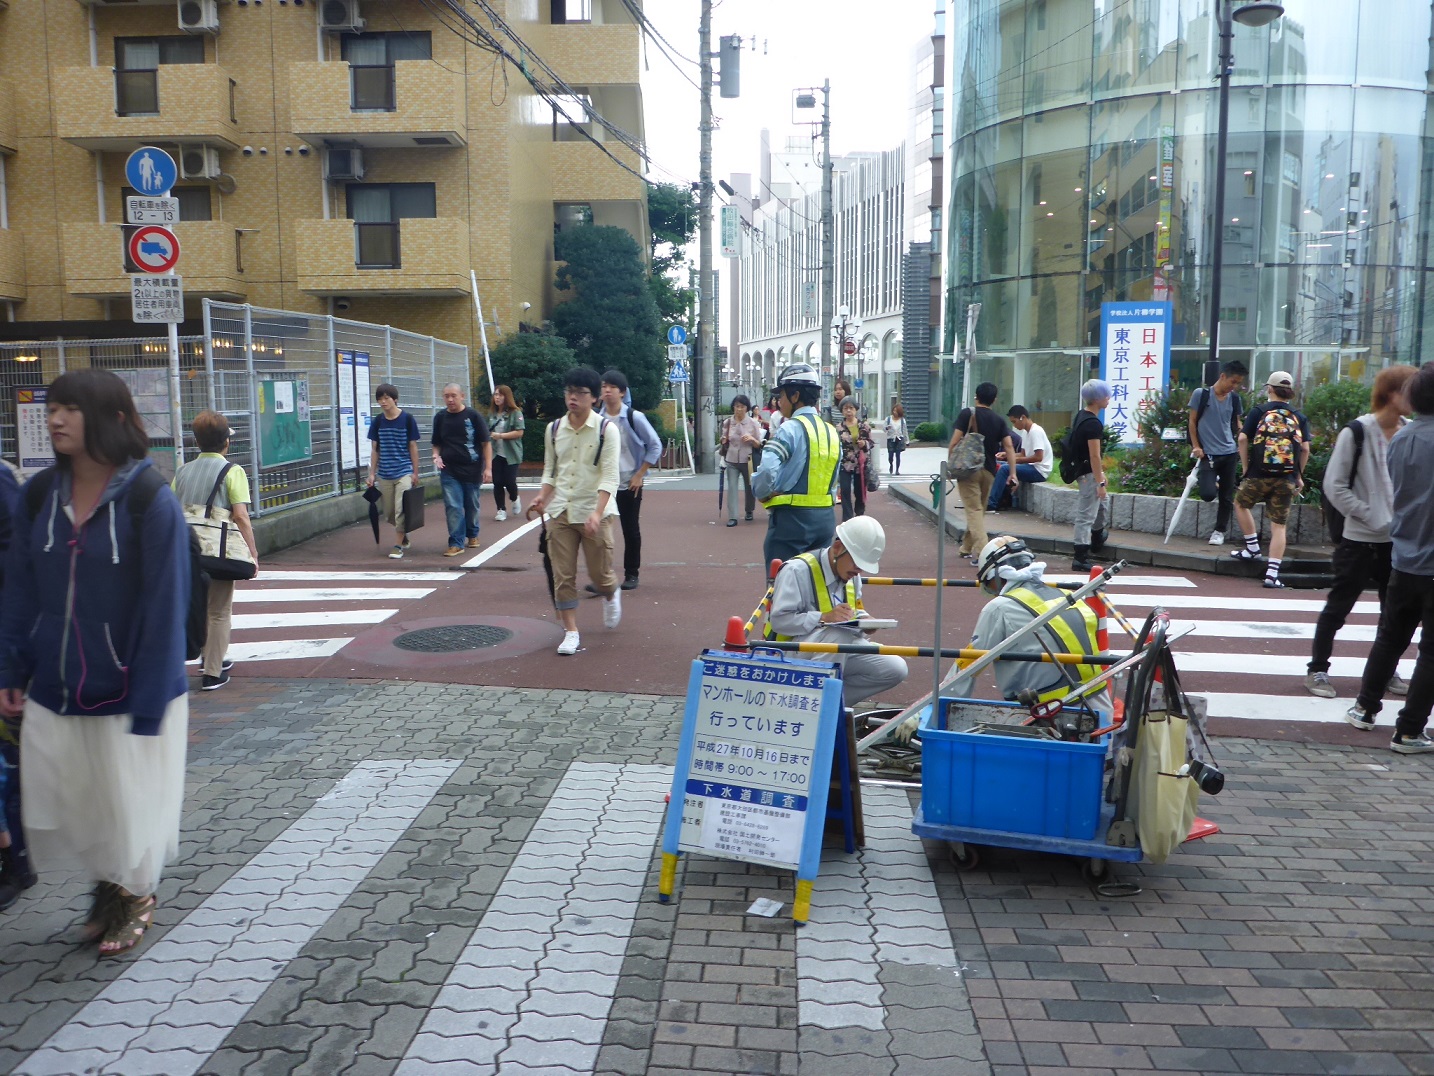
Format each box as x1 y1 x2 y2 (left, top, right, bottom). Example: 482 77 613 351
0 0 649 362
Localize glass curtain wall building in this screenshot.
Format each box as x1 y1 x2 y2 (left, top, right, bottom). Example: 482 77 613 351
940 0 1434 434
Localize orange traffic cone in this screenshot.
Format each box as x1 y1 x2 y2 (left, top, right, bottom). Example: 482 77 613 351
723 615 749 652
1086 566 1109 652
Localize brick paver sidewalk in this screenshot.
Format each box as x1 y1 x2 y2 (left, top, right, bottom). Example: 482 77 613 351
1 679 1430 1075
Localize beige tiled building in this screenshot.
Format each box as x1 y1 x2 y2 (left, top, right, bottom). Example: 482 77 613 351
0 0 649 364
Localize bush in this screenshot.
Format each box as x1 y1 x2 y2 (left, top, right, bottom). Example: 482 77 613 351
1299 379 1370 502
490 331 581 422
1111 391 1195 497
913 421 947 443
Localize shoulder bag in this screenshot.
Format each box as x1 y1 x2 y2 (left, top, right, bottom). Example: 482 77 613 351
948 409 986 480
183 462 257 581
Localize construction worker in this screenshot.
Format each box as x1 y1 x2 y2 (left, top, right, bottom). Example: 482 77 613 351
952 535 1109 707
753 363 841 568
766 516 908 707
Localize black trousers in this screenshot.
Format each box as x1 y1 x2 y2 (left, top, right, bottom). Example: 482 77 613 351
1208 452 1240 534
1309 540 1392 673
616 486 643 579
491 456 520 510
1355 569 1434 737
839 469 866 521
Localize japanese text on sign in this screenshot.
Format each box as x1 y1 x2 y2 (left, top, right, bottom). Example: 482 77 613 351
1099 301 1172 447
130 274 184 324
677 657 834 869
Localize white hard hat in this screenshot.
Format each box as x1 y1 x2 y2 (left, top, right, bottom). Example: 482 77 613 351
835 516 885 575
776 362 822 389
975 535 1033 592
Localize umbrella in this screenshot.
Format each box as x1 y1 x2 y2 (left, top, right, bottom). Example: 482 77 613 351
537 518 556 604
717 458 726 517
362 484 383 544
1163 461 1201 544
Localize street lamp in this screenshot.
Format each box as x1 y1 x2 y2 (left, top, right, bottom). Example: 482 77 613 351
830 303 862 390
1205 1 1284 386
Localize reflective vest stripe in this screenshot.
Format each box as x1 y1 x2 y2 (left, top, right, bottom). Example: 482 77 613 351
765 414 839 509
1003 587 1103 701
764 552 860 642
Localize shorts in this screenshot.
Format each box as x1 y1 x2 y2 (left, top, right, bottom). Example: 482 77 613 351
1234 474 1295 525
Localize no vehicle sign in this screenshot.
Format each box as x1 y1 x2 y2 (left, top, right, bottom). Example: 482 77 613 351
127 225 180 274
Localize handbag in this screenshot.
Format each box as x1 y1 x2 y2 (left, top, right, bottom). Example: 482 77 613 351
182 462 256 581
948 409 986 480
1126 654 1201 864
401 484 426 532
864 446 880 492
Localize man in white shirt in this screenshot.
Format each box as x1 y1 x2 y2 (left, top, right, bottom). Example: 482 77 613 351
989 405 1052 511
526 368 622 655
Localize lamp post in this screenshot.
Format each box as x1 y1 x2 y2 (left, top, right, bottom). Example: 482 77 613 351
1205 1 1284 386
795 83 834 380
830 304 862 391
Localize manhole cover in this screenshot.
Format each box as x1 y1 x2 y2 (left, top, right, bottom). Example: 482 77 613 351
393 624 515 653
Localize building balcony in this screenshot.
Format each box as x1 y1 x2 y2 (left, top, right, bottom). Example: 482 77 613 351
294 218 469 297
0 78 16 154
549 141 644 203
0 230 25 303
60 221 248 300
290 61 466 148
53 65 241 151
540 24 639 85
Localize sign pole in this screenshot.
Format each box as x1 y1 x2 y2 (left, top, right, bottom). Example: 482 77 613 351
168 268 184 466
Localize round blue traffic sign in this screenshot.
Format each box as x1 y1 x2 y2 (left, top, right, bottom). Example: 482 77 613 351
667 324 688 346
125 147 178 196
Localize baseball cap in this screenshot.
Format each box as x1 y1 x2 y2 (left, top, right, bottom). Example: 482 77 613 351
1266 370 1294 389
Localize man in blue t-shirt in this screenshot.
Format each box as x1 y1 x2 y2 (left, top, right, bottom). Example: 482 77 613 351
367 383 422 559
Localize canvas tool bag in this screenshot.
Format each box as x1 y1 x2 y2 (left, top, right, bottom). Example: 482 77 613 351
183 462 256 581
1127 654 1201 864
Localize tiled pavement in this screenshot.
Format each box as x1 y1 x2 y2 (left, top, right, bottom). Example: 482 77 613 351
1 679 1433 1075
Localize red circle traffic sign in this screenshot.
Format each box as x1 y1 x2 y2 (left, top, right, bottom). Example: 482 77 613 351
127 225 180 274
843 339 857 356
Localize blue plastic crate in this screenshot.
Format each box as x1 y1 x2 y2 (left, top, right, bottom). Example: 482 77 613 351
919 698 1107 841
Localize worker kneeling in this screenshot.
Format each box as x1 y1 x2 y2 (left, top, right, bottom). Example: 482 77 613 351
950 536 1110 710
765 516 909 707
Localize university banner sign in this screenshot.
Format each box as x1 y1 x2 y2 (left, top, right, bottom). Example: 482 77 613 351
1099 301 1172 446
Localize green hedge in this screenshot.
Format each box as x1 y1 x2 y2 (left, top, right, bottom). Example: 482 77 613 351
912 421 947 443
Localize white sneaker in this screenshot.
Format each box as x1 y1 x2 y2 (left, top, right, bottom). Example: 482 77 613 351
494 510 507 522
603 588 622 629
557 631 580 656
513 496 522 513
1208 531 1226 546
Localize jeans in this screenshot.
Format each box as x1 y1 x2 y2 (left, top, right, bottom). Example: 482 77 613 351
988 463 1046 509
725 462 755 522
838 469 866 521
1207 452 1240 534
1073 473 1108 546
615 486 643 578
440 471 482 548
1309 540 1391 674
492 456 520 511
1355 569 1434 737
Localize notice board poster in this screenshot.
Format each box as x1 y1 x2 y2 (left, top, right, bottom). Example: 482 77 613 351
257 377 313 469
15 387 55 472
670 652 843 871
336 351 372 471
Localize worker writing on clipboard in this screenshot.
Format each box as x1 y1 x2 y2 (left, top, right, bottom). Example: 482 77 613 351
764 517 909 707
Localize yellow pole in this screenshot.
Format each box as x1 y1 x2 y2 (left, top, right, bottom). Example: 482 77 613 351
658 852 679 900
774 641 1115 665
793 878 814 924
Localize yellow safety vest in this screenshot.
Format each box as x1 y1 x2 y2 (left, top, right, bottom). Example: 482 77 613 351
1003 586 1103 702
764 414 839 509
764 551 862 642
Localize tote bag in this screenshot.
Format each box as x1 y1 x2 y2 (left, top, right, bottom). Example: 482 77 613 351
182 462 256 581
948 409 986 480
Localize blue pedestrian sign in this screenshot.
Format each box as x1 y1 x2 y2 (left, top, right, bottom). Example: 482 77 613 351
669 361 689 384
125 147 177 196
667 324 688 346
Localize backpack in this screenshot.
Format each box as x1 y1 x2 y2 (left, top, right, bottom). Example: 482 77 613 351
1250 404 1302 475
1319 420 1366 544
548 416 610 466
948 409 986 480
1059 413 1097 484
1194 386 1243 445
25 466 208 662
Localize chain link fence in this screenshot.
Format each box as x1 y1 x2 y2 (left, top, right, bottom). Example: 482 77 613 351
0 300 469 519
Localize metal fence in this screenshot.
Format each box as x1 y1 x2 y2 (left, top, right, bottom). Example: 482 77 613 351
0 300 470 519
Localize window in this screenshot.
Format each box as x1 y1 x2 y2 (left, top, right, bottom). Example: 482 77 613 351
114 36 204 116
340 32 432 111
119 186 211 273
345 183 437 268
551 93 594 142
554 202 593 235
550 0 592 24
931 87 944 141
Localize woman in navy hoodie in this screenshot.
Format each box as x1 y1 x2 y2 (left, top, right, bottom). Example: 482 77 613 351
0 368 190 956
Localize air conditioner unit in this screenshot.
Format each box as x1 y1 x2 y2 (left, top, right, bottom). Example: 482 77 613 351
180 145 223 180
319 0 364 32
178 0 220 34
324 146 365 182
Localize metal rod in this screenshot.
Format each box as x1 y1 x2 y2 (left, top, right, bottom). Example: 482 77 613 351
932 460 947 728
759 641 1118 665
861 576 1080 590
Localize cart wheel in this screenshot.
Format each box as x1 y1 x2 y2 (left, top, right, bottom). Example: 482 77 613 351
948 843 981 871
1081 858 1109 883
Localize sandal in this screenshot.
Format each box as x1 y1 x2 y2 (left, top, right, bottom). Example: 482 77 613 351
81 881 122 943
98 891 155 958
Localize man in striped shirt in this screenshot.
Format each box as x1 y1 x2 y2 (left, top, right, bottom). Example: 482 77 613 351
367 383 422 559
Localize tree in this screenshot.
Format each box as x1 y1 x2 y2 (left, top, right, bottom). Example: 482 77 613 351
646 181 696 326
488 330 579 421
552 225 666 409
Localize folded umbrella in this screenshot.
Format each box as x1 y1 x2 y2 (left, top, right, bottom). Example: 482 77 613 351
538 517 556 604
362 484 383 544
1163 461 1201 544
717 459 726 517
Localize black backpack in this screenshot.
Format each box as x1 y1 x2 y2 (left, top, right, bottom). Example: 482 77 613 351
1318 420 1366 545
25 466 208 661
1059 413 1096 484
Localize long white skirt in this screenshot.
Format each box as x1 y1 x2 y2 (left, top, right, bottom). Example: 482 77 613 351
20 695 188 897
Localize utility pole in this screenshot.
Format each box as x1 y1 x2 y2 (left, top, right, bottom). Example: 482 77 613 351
818 80 833 382
696 0 716 473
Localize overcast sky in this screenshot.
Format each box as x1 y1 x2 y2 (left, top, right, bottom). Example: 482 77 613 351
637 1 938 193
